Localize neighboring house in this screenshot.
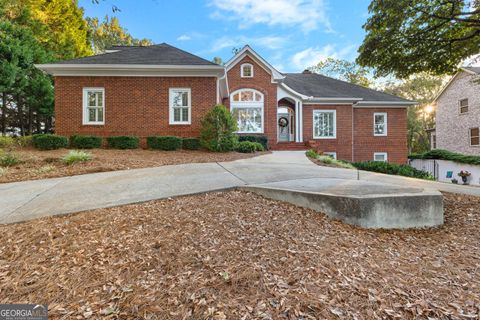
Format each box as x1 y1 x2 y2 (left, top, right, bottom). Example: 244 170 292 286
36 44 415 163
431 67 480 155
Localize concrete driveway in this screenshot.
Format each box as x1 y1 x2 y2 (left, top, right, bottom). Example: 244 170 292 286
1 151 478 224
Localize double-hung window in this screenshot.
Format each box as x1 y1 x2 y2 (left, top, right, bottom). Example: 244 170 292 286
83 88 104 125
470 127 479 146
230 89 264 133
241 63 253 78
460 98 469 114
374 112 387 136
169 88 191 124
313 110 336 139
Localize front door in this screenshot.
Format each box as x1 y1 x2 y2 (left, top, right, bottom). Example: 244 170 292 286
278 113 290 142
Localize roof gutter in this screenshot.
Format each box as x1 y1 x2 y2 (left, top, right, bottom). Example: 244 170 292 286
35 63 225 77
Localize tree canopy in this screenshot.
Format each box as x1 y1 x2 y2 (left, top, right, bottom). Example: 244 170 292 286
357 0 480 78
87 16 152 54
309 58 373 87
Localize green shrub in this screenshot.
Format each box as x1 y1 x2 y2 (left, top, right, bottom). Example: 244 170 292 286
318 155 334 164
0 136 15 148
15 136 33 148
61 150 92 165
409 149 480 166
32 134 68 150
106 136 139 149
353 161 434 180
306 149 319 159
70 135 102 149
200 105 238 152
147 136 182 151
0 152 19 167
238 135 268 150
182 138 200 150
236 141 263 153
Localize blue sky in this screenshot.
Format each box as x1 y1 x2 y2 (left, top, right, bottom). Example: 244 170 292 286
79 0 371 72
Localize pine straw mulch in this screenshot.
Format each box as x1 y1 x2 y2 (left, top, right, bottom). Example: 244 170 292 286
0 148 267 184
0 191 479 319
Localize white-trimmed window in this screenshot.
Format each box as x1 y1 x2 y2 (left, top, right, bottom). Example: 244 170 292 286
374 152 388 162
323 152 337 160
169 88 191 124
313 110 336 139
83 88 104 125
374 112 387 136
460 98 469 114
241 63 253 78
470 127 479 146
230 89 264 133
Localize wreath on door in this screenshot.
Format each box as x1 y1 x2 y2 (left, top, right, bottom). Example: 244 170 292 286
278 117 289 127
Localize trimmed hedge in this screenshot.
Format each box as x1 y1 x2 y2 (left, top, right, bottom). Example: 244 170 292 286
70 135 102 149
32 134 68 150
409 149 480 166
182 138 200 150
147 136 182 151
106 136 139 149
353 161 434 180
236 141 264 153
238 135 268 150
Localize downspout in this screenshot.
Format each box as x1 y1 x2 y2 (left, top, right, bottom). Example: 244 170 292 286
351 103 355 162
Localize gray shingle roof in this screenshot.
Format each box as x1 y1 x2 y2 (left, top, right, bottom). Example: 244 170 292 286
284 73 412 102
54 43 217 66
464 67 480 74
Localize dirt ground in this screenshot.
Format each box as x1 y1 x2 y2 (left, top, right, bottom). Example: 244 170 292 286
0 148 266 183
0 191 478 319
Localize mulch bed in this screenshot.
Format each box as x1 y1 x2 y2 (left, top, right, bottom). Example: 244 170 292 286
0 191 479 319
0 148 267 183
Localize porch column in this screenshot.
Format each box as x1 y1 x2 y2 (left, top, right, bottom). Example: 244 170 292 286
295 101 300 142
299 101 303 142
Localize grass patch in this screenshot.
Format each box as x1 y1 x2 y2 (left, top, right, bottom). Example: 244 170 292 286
61 150 92 165
0 152 19 167
306 149 355 169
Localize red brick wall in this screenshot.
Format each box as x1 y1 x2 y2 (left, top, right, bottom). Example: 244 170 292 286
303 104 353 161
54 76 217 141
304 105 407 164
224 56 278 144
353 108 408 164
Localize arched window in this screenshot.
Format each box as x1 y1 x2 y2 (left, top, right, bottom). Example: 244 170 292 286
240 63 253 78
230 89 264 133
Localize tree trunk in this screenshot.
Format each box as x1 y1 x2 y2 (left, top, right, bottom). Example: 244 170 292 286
1 92 6 135
27 104 33 135
36 113 41 134
17 95 25 136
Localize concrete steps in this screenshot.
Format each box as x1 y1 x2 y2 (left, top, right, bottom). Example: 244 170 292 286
270 142 308 151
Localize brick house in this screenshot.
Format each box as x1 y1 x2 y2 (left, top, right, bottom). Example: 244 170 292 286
430 67 480 155
37 44 415 163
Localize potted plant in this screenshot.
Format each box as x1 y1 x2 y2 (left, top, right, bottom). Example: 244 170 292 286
457 170 471 185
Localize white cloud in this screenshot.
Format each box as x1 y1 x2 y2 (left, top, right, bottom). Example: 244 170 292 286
210 0 332 33
177 34 192 41
291 45 356 71
211 35 286 52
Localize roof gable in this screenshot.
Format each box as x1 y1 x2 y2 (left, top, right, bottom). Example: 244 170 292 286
225 45 284 81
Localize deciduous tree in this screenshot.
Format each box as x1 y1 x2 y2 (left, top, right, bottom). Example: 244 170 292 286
309 58 373 87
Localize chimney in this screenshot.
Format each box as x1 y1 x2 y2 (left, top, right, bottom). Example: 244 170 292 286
302 69 312 74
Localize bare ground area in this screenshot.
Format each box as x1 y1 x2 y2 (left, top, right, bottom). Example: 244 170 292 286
0 191 479 319
0 148 266 183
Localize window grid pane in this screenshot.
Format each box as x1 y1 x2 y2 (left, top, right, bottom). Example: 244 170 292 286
232 107 262 133
314 112 334 138
374 114 385 135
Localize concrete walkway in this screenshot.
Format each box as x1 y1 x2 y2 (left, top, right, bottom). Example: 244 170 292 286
1 151 478 224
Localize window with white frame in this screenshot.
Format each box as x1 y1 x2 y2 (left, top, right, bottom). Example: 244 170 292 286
374 152 388 162
230 89 264 133
169 88 191 124
83 88 104 125
313 110 336 139
460 98 469 114
470 127 479 146
323 152 337 159
374 112 387 136
241 63 253 78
